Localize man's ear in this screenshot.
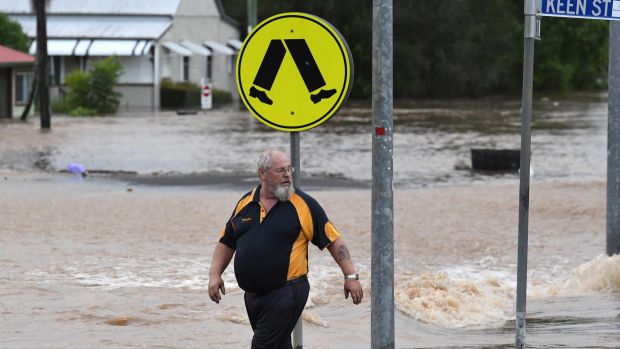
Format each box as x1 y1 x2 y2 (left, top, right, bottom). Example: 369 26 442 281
258 169 266 180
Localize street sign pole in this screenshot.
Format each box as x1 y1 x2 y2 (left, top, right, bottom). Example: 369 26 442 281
608 22 620 256
290 131 303 349
371 0 394 348
516 1 539 348
247 0 257 33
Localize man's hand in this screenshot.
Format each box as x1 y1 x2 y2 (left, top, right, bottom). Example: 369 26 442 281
208 274 226 304
327 238 363 305
208 243 235 304
344 279 363 305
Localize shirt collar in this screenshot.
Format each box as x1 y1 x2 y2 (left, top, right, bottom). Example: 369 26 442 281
251 184 261 202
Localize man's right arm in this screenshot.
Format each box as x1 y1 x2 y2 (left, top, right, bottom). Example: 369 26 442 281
208 242 235 304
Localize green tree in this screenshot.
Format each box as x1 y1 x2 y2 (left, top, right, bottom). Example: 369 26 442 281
394 0 523 98
64 56 123 115
222 0 609 98
88 56 123 114
0 13 29 52
64 71 90 110
535 18 608 92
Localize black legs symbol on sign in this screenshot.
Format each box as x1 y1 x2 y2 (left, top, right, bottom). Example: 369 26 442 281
249 39 337 106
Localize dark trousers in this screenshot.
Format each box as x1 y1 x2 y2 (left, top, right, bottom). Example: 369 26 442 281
244 277 310 349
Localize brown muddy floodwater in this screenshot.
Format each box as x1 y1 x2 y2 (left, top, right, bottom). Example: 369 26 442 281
1 94 619 348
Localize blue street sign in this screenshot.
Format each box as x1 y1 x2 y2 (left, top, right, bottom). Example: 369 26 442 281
539 0 620 20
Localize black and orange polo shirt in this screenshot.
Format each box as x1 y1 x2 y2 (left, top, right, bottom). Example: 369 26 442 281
218 185 340 294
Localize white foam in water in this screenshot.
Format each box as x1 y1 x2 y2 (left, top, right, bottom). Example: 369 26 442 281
30 256 214 290
394 270 515 329
394 254 620 329
26 249 618 331
536 254 620 297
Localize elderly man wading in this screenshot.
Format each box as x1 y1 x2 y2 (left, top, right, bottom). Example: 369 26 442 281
208 149 363 349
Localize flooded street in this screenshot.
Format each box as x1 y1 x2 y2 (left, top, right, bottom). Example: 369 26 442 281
0 93 609 187
1 94 619 348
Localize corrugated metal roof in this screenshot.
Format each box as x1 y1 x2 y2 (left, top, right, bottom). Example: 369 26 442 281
0 0 180 16
10 15 172 39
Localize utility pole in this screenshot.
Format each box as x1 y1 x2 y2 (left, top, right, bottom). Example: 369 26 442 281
33 0 51 129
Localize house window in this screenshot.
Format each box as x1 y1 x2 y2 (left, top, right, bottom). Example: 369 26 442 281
49 56 61 86
183 56 189 81
228 55 235 75
162 55 171 78
15 73 33 105
206 56 212 80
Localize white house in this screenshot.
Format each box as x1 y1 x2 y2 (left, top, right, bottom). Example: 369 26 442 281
0 0 241 110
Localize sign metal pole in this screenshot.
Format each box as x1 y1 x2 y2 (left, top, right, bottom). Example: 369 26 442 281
516 1 538 348
608 22 620 256
247 0 257 33
290 131 303 348
523 0 620 345
371 0 395 348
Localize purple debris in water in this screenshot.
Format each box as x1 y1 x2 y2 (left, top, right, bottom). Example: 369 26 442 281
66 163 87 176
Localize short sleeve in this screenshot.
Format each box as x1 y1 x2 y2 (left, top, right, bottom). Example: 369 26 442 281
218 220 236 250
305 194 341 250
217 191 254 250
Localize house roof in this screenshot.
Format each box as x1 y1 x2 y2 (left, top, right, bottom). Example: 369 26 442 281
0 44 35 65
1 0 239 58
0 0 180 16
10 15 172 39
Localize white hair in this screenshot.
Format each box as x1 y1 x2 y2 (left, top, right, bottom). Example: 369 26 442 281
257 149 288 173
257 150 274 172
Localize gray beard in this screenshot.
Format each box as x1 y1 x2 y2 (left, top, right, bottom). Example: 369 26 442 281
274 182 294 202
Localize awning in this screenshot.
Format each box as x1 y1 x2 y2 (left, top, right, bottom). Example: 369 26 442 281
227 39 243 51
161 41 192 56
73 39 91 56
132 40 153 56
204 40 234 55
29 39 154 56
89 40 139 56
30 39 78 56
180 40 211 56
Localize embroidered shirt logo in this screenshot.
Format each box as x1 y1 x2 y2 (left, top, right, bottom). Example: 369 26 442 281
241 217 252 224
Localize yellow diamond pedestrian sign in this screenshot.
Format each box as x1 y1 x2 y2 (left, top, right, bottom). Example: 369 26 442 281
236 12 353 131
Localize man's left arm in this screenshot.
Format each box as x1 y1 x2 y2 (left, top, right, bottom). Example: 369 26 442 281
327 237 363 305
